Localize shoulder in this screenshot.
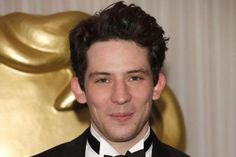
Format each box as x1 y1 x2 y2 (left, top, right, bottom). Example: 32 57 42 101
150 129 190 157
157 141 190 157
32 128 89 157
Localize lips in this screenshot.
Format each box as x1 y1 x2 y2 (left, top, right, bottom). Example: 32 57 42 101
109 112 133 122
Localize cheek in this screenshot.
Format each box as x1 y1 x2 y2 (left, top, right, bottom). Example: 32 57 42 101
132 87 153 114
131 86 153 103
85 88 111 113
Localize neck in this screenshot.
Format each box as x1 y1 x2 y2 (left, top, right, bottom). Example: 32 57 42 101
91 123 150 155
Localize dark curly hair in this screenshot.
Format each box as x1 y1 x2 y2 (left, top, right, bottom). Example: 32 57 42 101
70 1 169 90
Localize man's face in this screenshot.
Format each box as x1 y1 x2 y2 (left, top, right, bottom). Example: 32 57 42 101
72 40 165 143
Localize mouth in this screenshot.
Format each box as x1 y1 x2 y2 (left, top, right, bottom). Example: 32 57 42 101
109 112 133 122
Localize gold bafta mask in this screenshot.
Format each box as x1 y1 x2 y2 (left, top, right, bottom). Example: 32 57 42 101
0 11 185 157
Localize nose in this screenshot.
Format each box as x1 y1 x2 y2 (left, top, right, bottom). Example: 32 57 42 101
111 80 131 105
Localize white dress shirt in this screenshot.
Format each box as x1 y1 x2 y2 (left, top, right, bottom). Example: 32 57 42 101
85 125 153 157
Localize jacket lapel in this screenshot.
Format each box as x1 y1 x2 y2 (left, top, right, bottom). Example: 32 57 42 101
150 129 170 157
68 127 90 157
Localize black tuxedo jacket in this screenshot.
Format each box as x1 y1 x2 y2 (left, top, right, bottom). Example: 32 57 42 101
33 128 190 157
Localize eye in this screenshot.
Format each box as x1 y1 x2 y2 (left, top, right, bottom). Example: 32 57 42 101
129 76 144 81
95 78 110 84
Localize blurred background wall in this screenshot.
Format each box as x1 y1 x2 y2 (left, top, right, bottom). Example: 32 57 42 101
0 0 235 157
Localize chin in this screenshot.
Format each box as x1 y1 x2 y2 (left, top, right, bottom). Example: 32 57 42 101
107 130 138 142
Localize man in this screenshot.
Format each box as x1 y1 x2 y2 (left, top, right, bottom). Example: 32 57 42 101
33 1 189 157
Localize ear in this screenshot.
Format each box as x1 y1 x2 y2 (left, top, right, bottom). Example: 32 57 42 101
152 73 166 100
71 77 87 104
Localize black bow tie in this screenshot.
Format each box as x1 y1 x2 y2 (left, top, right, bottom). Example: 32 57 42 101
104 149 145 157
87 130 152 157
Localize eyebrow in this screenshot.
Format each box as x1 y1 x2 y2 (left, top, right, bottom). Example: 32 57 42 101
88 72 110 79
127 68 150 75
88 68 150 78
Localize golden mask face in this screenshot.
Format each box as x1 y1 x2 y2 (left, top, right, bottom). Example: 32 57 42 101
0 12 185 157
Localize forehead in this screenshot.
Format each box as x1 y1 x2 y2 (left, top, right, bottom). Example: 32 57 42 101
86 40 150 73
